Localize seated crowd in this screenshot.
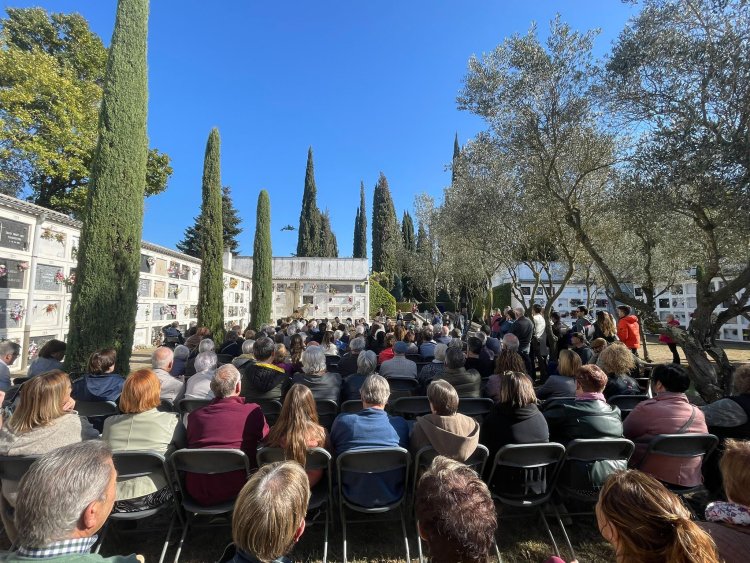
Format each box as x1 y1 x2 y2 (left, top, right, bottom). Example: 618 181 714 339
0 311 746 563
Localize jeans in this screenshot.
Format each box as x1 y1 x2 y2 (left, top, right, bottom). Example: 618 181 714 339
667 343 680 364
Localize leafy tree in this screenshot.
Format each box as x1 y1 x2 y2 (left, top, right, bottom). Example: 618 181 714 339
296 146 321 256
251 190 272 329
353 181 367 258
65 0 149 374
371 172 399 278
196 128 225 341
320 209 339 258
176 185 243 257
0 7 172 217
401 210 415 252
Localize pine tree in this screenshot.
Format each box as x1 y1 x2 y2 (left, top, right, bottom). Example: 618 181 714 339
401 210 416 252
177 185 242 258
251 189 272 329
65 0 149 374
371 172 399 275
320 210 338 257
354 181 367 258
196 128 225 340
296 147 321 257
452 132 460 185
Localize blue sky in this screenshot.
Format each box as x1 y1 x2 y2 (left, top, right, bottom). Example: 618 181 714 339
6 1 637 258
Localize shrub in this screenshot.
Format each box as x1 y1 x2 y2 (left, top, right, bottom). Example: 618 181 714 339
370 276 396 317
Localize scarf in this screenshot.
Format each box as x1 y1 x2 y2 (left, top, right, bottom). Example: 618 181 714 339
706 501 750 526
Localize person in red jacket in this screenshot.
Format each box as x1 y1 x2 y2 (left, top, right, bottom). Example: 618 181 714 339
616 305 641 356
658 313 681 364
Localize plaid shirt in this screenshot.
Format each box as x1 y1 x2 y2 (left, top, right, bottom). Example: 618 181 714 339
17 536 97 559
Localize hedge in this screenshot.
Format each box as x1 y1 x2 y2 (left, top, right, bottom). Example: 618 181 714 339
370 276 397 317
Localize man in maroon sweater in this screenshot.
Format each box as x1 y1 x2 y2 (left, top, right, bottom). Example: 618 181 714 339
186 364 269 506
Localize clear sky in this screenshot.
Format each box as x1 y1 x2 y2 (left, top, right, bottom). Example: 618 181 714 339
5 0 638 258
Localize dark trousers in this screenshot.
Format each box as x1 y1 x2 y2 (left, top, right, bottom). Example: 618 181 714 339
530 339 548 381
519 350 534 378
667 343 680 364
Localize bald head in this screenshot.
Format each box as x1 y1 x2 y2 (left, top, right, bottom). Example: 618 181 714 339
152 346 174 370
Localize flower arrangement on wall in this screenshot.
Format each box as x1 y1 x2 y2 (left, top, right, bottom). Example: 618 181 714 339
147 257 156 268
44 303 58 315
63 272 76 288
54 270 65 285
41 228 66 244
229 277 238 289
0 265 7 278
10 304 25 324
17 262 30 271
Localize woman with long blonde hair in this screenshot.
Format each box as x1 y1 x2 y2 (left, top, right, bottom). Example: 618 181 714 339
594 310 618 343
265 384 327 487
596 470 720 563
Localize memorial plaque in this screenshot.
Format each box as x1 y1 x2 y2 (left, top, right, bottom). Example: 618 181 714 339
140 254 151 273
0 217 30 251
0 299 25 328
168 284 178 299
138 278 151 298
155 259 167 277
153 303 165 321
180 265 190 280
32 300 60 325
28 334 57 361
35 264 62 292
153 281 166 299
0 259 28 290
330 284 353 294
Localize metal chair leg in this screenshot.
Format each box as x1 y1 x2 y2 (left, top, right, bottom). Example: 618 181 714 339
158 512 176 563
172 517 190 563
539 508 560 556
552 504 576 561
400 506 410 563
322 507 329 563
417 523 424 563
340 505 347 563
494 538 502 562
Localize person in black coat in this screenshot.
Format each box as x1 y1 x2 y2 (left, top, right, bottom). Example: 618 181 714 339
509 307 534 375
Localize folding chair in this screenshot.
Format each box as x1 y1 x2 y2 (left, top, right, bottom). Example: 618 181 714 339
457 398 494 422
406 354 423 363
216 354 234 365
0 455 39 551
96 451 177 563
159 398 176 413
75 400 119 418
177 398 211 418
337 448 411 563
607 395 648 420
488 443 572 560
415 362 430 375
256 399 283 426
325 355 340 372
389 396 431 420
257 447 333 563
340 400 363 413
315 399 339 432
538 397 576 412
170 448 251 563
636 433 719 496
385 377 420 400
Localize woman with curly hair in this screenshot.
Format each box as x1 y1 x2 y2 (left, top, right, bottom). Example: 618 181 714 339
596 470 720 563
288 333 305 373
598 343 641 399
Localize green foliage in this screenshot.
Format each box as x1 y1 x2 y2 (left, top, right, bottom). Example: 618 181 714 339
391 274 403 301
251 190 272 329
320 210 338 258
492 283 512 311
395 302 413 312
176 185 243 257
296 147 321 257
65 0 149 374
0 7 172 217
369 276 396 318
196 128 225 341
371 172 399 275
401 211 415 252
353 181 367 258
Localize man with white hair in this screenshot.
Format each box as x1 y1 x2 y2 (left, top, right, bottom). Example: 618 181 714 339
6 441 143 562
181 351 218 400
185 338 215 377
186 364 269 507
0 340 20 392
337 336 366 377
436 325 452 346
151 346 184 401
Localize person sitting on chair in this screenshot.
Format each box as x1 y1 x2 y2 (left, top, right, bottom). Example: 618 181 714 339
241 337 288 402
71 349 124 404
379 341 418 380
150 346 184 402
162 321 184 347
415 456 497 563
224 461 310 563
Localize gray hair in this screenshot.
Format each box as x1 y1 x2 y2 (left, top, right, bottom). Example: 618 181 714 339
198 338 215 353
173 344 190 360
253 337 275 361
210 364 241 398
502 334 520 352
349 336 366 354
333 329 343 340
151 346 173 370
0 340 20 357
301 346 327 375
242 339 255 355
475 331 487 345
286 324 297 336
355 324 365 335
433 343 448 362
194 351 217 373
15 441 113 547
445 346 466 369
360 374 390 406
357 350 377 376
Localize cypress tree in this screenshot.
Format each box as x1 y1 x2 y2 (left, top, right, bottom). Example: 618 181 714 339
251 189 272 329
401 210 415 252
177 185 243 258
196 128 225 340
353 206 361 258
296 147 321 257
452 132 460 185
65 0 149 374
354 181 367 258
371 172 398 275
320 210 338 257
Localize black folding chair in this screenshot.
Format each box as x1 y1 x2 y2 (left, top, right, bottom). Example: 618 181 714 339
636 433 719 496
159 398 176 413
216 354 234 365
607 395 648 419
0 455 39 550
488 443 572 560
170 448 251 563
325 355 340 372
256 399 283 426
415 362 430 375
406 354 423 363
95 451 177 563
337 448 411 563
177 398 211 418
315 399 339 432
457 398 494 422
539 397 576 412
340 400 363 413
389 396 431 420
75 400 119 418
385 377 420 401
257 447 333 563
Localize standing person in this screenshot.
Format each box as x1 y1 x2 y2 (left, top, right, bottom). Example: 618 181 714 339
574 306 595 340
162 321 184 347
490 309 503 338
531 304 548 380
570 332 594 365
509 307 534 376
593 310 618 344
0 341 21 392
616 305 641 356
659 313 682 364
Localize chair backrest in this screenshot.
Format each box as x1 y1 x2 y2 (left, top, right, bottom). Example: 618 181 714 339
111 450 169 481
643 433 719 460
565 438 635 464
457 398 494 421
415 362 430 374
337 447 411 509
325 355 340 368
340 399 363 413
390 396 431 419
0 455 39 482
386 377 419 401
608 395 648 412
315 399 339 431
413 445 490 487
159 398 175 412
75 400 119 418
177 398 212 417
406 354 422 363
256 399 283 426
539 397 576 411
488 443 566 504
257 446 332 474
216 354 234 365
170 448 251 506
